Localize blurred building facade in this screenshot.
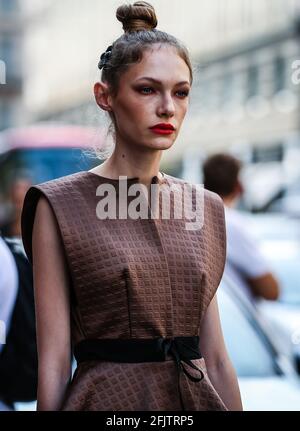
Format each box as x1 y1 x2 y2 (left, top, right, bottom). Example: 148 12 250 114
187 11 300 207
0 0 25 131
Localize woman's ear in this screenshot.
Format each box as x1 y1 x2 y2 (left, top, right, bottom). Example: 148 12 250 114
94 82 113 112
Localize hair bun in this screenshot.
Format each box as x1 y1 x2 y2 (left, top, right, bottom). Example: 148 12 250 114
116 1 158 33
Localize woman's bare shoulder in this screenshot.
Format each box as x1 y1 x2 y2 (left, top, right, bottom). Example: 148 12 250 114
33 195 62 251
35 194 56 226
32 194 71 291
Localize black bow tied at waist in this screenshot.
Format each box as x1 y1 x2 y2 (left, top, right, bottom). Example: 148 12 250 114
74 336 204 411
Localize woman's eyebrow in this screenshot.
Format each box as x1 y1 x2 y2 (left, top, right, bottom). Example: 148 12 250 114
135 77 190 86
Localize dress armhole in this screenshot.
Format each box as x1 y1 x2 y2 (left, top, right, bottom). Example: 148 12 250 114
21 185 78 306
21 186 46 267
203 190 227 308
214 193 227 283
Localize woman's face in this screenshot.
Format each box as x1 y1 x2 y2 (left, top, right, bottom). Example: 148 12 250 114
109 44 191 152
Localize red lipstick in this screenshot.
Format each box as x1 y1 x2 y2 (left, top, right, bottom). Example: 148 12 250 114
149 123 175 135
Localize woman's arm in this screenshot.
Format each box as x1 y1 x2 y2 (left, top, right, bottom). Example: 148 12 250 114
32 196 72 411
199 294 243 411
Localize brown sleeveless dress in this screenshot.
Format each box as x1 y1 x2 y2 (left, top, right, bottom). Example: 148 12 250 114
21 171 228 411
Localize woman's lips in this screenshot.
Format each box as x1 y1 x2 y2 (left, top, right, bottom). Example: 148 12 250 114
149 128 175 135
149 123 175 135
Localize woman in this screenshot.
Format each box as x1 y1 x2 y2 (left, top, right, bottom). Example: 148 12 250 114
21 1 243 411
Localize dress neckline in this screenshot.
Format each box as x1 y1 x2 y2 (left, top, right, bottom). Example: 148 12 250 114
85 170 167 185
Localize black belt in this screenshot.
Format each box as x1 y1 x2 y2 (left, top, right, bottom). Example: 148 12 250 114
74 336 204 411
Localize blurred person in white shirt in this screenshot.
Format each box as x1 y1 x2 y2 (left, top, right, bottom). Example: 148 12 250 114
202 153 280 303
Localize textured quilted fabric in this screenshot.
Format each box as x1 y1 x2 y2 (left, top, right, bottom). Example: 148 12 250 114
21 171 227 411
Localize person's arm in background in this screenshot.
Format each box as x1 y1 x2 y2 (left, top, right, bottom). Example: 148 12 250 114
199 294 243 411
246 272 279 300
32 196 72 411
225 211 280 301
0 238 18 353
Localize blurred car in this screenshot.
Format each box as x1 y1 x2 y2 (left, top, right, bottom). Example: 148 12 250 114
0 124 104 226
244 213 300 361
268 182 300 217
0 123 103 181
218 278 300 411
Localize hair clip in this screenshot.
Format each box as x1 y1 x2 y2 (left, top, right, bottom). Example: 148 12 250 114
98 45 113 70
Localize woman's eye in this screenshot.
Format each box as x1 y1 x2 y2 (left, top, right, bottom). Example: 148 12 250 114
176 90 189 98
140 87 154 94
137 87 189 97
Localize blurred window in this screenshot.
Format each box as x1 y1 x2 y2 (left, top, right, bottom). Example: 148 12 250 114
0 0 18 12
252 144 283 163
273 56 286 94
218 288 279 377
0 101 11 131
247 65 259 99
0 37 14 72
196 78 212 112
221 71 234 107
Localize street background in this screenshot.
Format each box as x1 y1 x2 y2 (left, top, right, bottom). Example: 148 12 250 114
1 0 300 411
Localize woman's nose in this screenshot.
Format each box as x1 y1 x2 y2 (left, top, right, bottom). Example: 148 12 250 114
157 94 175 118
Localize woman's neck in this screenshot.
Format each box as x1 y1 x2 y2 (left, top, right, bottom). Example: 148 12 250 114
93 147 163 185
